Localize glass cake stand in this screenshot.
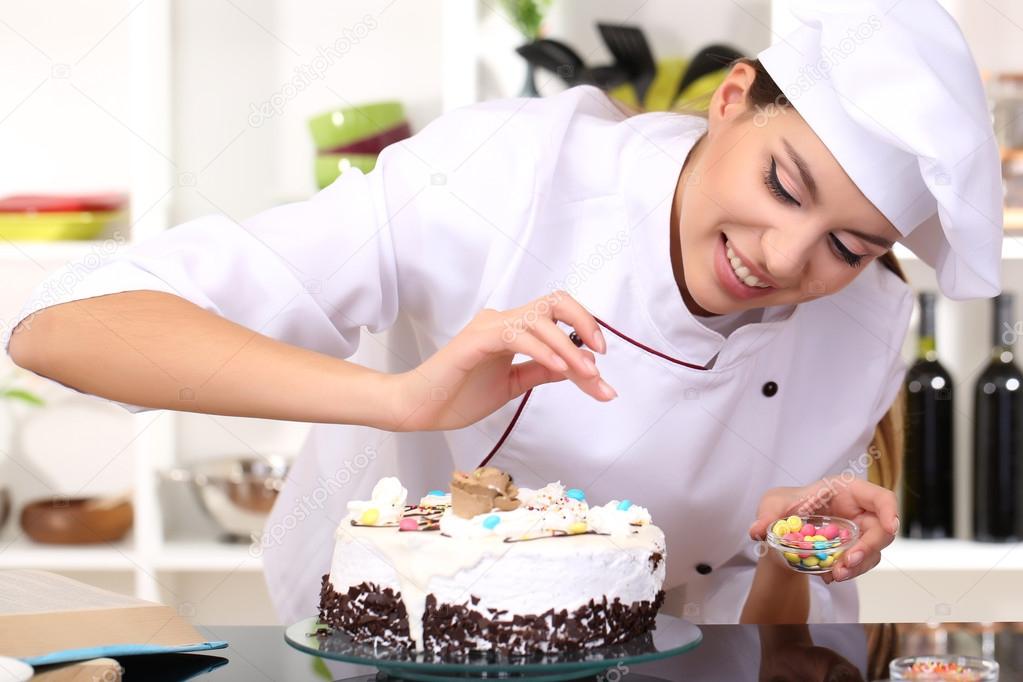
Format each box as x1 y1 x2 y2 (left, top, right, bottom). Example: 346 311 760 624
284 616 702 682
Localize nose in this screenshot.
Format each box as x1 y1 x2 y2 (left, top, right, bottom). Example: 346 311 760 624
761 225 816 286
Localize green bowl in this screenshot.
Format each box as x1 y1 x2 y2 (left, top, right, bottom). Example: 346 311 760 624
0 210 124 240
315 153 378 189
308 101 405 152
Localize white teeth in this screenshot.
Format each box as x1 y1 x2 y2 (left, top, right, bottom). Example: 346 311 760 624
724 239 772 288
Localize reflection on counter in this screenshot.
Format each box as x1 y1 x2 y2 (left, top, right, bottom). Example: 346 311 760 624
109 621 1023 681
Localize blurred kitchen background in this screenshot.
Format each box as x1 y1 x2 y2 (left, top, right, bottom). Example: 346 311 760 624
1 0 1023 626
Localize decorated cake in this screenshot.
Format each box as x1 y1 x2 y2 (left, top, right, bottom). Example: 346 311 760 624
317 466 666 656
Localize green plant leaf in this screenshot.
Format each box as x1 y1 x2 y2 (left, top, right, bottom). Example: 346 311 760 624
2 388 44 406
499 0 554 39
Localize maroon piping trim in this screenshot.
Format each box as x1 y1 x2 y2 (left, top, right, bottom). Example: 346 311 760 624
476 316 710 467
478 388 533 468
592 315 710 370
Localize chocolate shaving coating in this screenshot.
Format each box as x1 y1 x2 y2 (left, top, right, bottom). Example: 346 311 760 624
649 552 663 572
318 575 412 649
318 575 665 657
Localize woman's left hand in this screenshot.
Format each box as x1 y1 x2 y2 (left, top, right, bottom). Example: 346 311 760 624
747 477 900 584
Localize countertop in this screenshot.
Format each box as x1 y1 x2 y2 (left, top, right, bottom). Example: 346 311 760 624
60 621 1023 681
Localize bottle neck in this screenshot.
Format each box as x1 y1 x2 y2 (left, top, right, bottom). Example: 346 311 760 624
993 296 1016 359
918 295 936 361
918 335 937 361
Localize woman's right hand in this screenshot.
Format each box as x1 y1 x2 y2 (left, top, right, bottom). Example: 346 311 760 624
386 290 615 432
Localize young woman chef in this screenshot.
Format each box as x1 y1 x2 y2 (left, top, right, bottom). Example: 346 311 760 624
6 0 1002 627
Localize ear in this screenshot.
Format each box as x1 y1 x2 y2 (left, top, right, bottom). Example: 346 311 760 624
707 61 757 127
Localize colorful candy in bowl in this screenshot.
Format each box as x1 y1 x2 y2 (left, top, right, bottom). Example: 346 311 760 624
765 514 859 574
888 654 999 680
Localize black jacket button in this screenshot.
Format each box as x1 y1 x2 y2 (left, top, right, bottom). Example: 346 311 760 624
762 381 778 397
696 563 712 575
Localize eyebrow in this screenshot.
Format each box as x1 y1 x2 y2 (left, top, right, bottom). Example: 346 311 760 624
846 229 894 250
780 137 895 251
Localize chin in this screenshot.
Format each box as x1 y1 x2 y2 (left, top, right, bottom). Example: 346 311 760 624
688 280 734 316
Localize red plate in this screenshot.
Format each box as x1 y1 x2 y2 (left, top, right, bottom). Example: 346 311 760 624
322 121 412 156
0 193 129 213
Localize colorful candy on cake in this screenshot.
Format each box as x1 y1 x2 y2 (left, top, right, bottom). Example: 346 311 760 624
318 466 666 656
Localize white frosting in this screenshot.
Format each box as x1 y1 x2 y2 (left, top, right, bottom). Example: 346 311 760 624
346 476 408 524
438 483 644 540
438 506 545 539
328 477 666 651
418 492 451 507
588 500 652 536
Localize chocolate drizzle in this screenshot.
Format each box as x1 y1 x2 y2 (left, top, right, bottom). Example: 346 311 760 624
318 576 666 657
400 503 446 531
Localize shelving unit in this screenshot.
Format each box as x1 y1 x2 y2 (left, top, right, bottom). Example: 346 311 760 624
2 0 1022 626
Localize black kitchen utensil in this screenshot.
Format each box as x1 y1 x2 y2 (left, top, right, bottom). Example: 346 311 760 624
674 43 746 103
515 38 629 90
597 23 658 104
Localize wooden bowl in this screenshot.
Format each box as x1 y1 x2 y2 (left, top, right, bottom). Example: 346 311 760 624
20 496 133 544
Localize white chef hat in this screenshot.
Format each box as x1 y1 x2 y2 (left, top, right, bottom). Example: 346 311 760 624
757 0 1003 300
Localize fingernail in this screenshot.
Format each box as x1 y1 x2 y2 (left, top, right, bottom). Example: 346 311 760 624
892 516 901 535
583 356 598 376
594 327 607 354
846 551 864 568
598 379 617 399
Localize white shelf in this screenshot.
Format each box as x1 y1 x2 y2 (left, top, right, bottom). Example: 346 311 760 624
0 534 262 573
153 540 264 573
0 240 114 265
875 538 1023 573
0 535 138 571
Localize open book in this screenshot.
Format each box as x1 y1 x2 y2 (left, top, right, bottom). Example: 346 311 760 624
0 570 226 666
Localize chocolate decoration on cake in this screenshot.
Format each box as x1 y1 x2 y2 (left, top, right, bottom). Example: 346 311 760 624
317 574 666 657
450 466 520 519
399 503 446 531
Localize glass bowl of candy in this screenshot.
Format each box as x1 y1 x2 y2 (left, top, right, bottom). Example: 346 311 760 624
765 514 859 574
889 654 999 680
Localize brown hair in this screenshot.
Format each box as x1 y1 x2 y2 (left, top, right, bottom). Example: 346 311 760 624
675 57 907 492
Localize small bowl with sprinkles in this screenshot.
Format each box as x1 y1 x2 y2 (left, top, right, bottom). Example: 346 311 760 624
765 514 859 574
889 654 999 680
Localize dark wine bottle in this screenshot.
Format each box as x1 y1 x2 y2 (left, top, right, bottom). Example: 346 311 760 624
973 293 1023 542
902 292 955 538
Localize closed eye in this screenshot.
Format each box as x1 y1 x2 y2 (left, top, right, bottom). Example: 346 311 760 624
830 234 865 267
763 156 799 207
764 156 866 268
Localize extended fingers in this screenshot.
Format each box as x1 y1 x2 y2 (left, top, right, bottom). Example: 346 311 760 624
544 290 606 354
848 479 900 535
532 316 600 380
830 515 892 581
508 330 612 401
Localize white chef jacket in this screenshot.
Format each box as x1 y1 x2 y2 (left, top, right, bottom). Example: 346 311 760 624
4 85 913 627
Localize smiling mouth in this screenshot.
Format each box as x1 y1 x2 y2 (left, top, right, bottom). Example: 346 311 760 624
722 234 773 289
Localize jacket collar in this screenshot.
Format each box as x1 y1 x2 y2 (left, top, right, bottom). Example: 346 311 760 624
620 111 799 369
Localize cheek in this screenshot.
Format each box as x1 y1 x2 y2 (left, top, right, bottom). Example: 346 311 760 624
805 257 869 298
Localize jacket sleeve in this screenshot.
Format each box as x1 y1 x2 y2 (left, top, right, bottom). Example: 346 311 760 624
2 94 549 414
2 163 402 414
